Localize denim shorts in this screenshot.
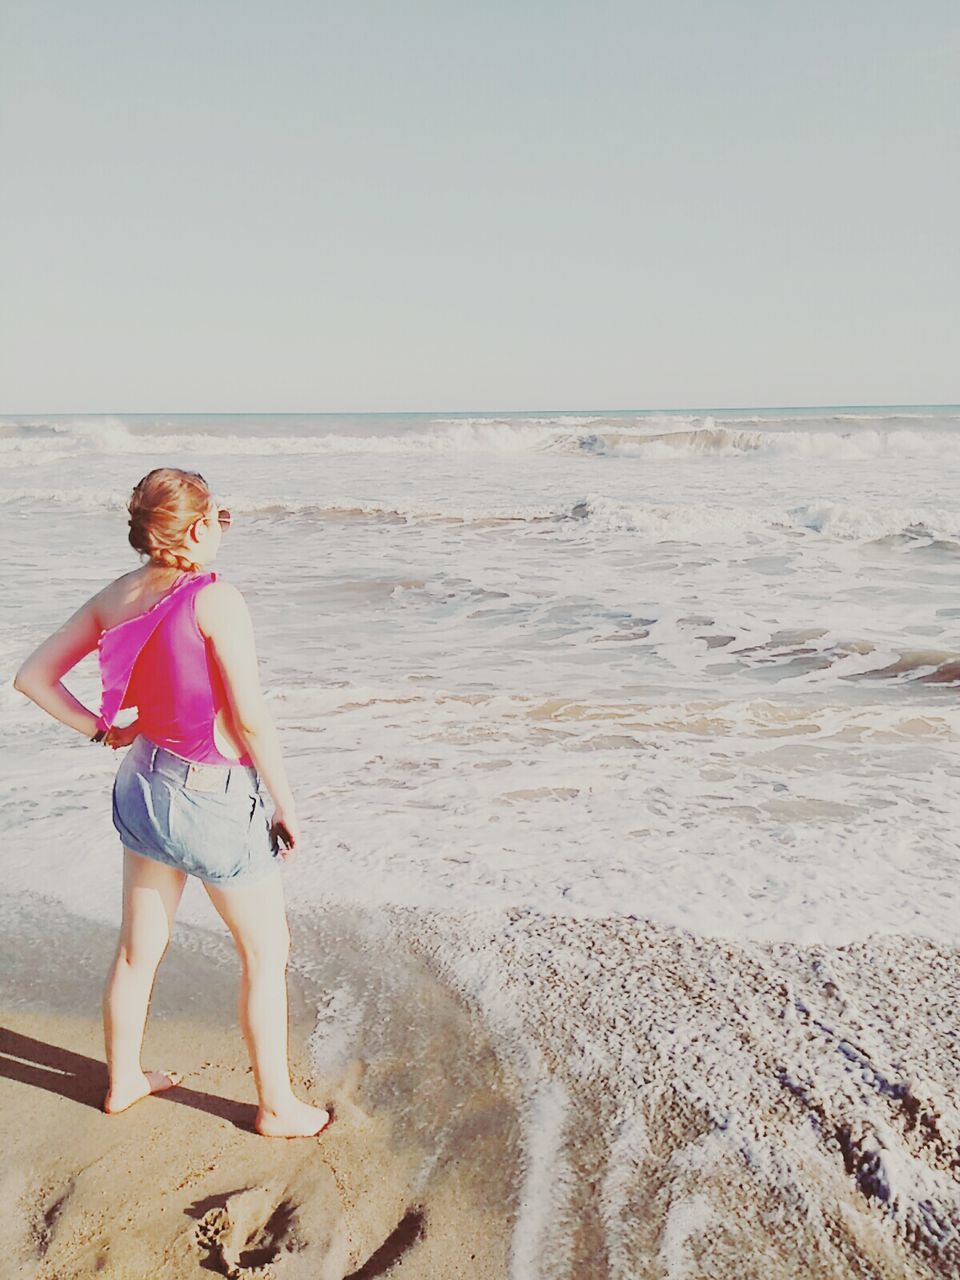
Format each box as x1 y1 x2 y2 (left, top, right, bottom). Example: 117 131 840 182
112 735 282 886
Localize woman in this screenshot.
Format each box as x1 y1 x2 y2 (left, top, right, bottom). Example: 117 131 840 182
14 467 331 1138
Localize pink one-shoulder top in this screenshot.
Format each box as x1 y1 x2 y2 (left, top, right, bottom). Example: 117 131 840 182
97 571 250 766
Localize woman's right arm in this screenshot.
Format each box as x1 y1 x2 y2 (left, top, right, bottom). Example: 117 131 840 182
195 581 300 853
14 591 106 739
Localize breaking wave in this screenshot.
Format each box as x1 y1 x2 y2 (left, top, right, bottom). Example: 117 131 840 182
578 424 959 460
568 496 960 544
0 416 575 459
8 486 960 546
3 413 959 464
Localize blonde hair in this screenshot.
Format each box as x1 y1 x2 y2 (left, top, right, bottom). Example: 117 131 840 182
127 468 212 572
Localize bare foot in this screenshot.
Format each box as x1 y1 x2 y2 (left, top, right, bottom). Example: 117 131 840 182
104 1069 181 1115
256 1098 332 1138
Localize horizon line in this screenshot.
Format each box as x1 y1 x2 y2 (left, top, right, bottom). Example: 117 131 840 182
2 401 959 417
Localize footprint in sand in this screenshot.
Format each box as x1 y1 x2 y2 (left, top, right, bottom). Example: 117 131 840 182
193 1183 426 1280
31 1180 75 1259
195 1187 301 1278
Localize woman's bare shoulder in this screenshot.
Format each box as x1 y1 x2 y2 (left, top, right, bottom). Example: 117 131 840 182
195 579 249 637
87 569 148 629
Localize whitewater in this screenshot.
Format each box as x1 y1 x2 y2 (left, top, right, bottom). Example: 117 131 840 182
3 407 960 1277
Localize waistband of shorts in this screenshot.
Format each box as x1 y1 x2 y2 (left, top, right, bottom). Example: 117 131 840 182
130 734 259 795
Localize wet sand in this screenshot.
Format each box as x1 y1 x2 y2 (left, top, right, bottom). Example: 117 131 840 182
396 908 960 1280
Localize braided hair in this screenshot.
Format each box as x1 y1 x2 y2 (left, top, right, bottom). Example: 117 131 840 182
127 468 211 572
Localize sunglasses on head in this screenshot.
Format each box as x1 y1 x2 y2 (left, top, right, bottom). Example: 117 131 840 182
192 476 231 531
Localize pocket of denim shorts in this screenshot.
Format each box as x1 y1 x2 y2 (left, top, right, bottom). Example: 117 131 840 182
165 785 249 876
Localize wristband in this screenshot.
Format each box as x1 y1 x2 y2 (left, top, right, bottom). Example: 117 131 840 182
91 714 110 744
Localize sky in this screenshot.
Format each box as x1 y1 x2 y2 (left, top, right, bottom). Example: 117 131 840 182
1 1 957 413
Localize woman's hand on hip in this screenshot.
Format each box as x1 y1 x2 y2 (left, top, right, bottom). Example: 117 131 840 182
104 721 141 750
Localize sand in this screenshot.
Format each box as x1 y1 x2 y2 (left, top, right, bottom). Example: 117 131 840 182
0 893 520 1279
4 893 960 1279
395 909 960 1280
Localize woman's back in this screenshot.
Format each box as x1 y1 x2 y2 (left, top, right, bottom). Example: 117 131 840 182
97 567 248 765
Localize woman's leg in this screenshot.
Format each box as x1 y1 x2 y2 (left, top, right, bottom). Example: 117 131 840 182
204 872 330 1137
102 847 187 1114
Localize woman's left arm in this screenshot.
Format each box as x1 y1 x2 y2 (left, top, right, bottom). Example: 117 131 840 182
14 591 110 741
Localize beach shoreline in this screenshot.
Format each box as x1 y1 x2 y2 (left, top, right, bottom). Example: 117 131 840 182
6 891 960 1278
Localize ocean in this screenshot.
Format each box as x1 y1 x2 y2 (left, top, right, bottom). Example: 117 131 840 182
3 407 960 1276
